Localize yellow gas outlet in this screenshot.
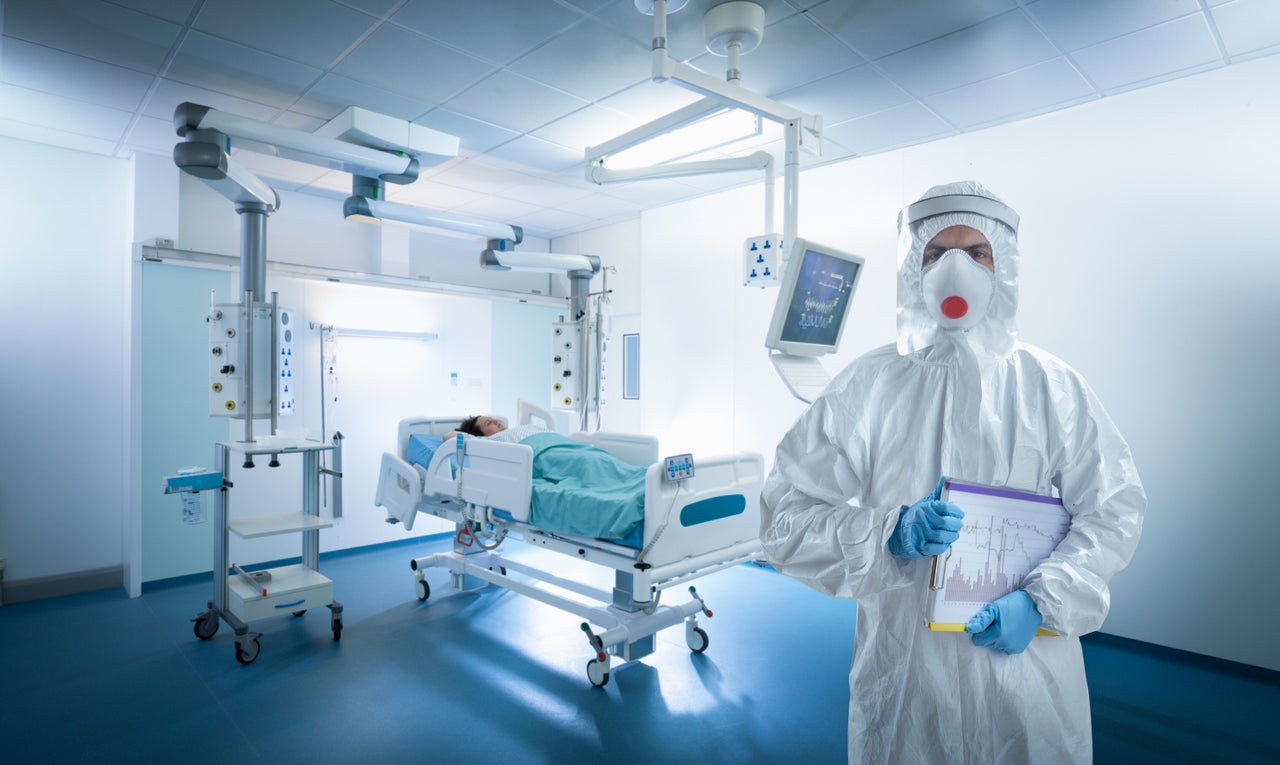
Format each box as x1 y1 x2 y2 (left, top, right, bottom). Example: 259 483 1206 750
553 383 562 391
224 400 237 411
562 397 572 406
211 382 223 393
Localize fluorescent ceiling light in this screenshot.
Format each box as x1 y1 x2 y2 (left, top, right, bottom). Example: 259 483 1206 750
606 108 762 168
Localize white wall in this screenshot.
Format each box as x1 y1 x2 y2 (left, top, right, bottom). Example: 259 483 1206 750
0 137 133 583
622 55 1280 671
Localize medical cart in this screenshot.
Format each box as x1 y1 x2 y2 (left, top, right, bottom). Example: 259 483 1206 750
191 437 343 665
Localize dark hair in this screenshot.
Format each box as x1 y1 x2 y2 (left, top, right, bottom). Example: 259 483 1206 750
457 415 484 437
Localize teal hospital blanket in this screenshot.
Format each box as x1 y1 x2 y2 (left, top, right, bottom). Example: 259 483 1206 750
521 432 646 541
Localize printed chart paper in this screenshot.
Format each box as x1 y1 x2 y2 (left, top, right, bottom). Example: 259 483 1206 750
927 480 1070 631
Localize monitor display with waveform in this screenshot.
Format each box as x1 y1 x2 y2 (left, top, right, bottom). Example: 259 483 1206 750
926 480 1070 631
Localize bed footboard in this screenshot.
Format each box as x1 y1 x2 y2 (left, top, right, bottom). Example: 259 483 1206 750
637 452 764 575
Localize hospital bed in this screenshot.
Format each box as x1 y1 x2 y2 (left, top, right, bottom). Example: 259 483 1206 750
373 401 764 687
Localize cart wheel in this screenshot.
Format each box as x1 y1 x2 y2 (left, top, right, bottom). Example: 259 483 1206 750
586 659 610 688
193 614 219 641
332 619 343 642
688 626 709 654
235 638 261 666
416 579 430 602
292 610 307 617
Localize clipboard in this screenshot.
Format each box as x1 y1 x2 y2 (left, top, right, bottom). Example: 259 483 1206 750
925 478 1070 634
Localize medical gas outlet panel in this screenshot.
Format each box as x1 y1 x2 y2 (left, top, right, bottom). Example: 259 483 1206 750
208 302 295 418
550 321 580 408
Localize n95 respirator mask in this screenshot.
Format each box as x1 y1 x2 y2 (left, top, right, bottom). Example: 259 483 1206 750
921 249 995 330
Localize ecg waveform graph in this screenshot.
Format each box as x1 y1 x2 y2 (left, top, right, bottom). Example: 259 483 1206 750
940 493 1071 606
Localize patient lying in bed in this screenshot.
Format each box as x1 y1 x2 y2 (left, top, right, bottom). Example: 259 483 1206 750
430 415 648 544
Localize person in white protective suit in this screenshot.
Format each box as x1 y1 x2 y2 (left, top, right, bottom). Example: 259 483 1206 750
761 181 1146 764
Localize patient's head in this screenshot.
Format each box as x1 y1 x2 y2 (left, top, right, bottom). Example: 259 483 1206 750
458 415 506 437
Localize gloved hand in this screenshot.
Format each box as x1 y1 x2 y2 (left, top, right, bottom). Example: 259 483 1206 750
887 476 965 559
967 589 1044 655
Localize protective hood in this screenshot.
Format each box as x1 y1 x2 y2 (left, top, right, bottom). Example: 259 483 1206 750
896 181 1020 357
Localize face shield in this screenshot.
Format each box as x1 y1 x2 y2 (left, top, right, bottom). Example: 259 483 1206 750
895 181 1022 357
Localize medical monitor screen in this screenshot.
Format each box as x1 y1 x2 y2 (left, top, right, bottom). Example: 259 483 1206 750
765 239 864 356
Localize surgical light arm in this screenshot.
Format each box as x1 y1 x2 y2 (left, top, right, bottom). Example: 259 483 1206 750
344 196 523 244
481 249 600 275
175 102 422 184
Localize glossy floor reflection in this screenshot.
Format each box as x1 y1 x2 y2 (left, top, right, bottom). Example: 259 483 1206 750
1 536 1275 764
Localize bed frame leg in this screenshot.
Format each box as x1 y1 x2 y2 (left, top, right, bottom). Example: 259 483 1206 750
612 570 653 613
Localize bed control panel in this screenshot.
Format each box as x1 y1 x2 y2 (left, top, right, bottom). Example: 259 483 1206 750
663 453 695 481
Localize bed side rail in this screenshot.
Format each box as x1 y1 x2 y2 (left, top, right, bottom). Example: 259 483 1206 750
374 452 424 531
570 431 660 468
638 451 764 572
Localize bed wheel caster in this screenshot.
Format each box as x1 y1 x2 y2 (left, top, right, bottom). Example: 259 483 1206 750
416 577 430 602
235 637 261 666
687 626 709 654
587 658 610 688
193 612 219 640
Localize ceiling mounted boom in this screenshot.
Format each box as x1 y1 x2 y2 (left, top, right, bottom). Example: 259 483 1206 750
175 102 424 184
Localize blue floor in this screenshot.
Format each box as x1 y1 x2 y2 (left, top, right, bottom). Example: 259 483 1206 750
1 536 1276 764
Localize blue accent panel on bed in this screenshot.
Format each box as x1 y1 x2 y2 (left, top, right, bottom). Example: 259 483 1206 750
521 432 646 541
407 434 444 468
680 494 746 527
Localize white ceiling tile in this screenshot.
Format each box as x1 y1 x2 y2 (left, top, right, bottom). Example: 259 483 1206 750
386 179 489 209
2 0 182 73
109 0 200 24
167 31 323 108
429 159 527 194
0 83 134 141
0 116 119 154
334 24 496 106
595 81 703 122
924 57 1097 129
293 73 432 121
809 0 1017 61
143 78 283 123
1073 14 1223 92
531 105 638 155
334 0 401 17
443 71 590 134
297 169 354 196
597 177 699 206
1025 0 1203 52
485 135 582 174
126 114 185 155
510 207 597 238
416 109 521 155
1211 0 1280 59
562 192 643 219
876 10 1059 97
495 177 595 208
391 0 585 66
773 63 911 124
822 101 956 155
507 19 650 102
453 193 543 221
192 0 377 68
1 37 154 113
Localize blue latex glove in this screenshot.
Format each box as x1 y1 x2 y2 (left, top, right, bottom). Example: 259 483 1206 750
966 589 1044 655
887 476 965 559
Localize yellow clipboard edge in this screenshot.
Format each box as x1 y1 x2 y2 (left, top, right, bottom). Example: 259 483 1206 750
927 622 1059 637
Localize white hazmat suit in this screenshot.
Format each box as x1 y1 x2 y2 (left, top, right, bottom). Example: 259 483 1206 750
761 181 1145 763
